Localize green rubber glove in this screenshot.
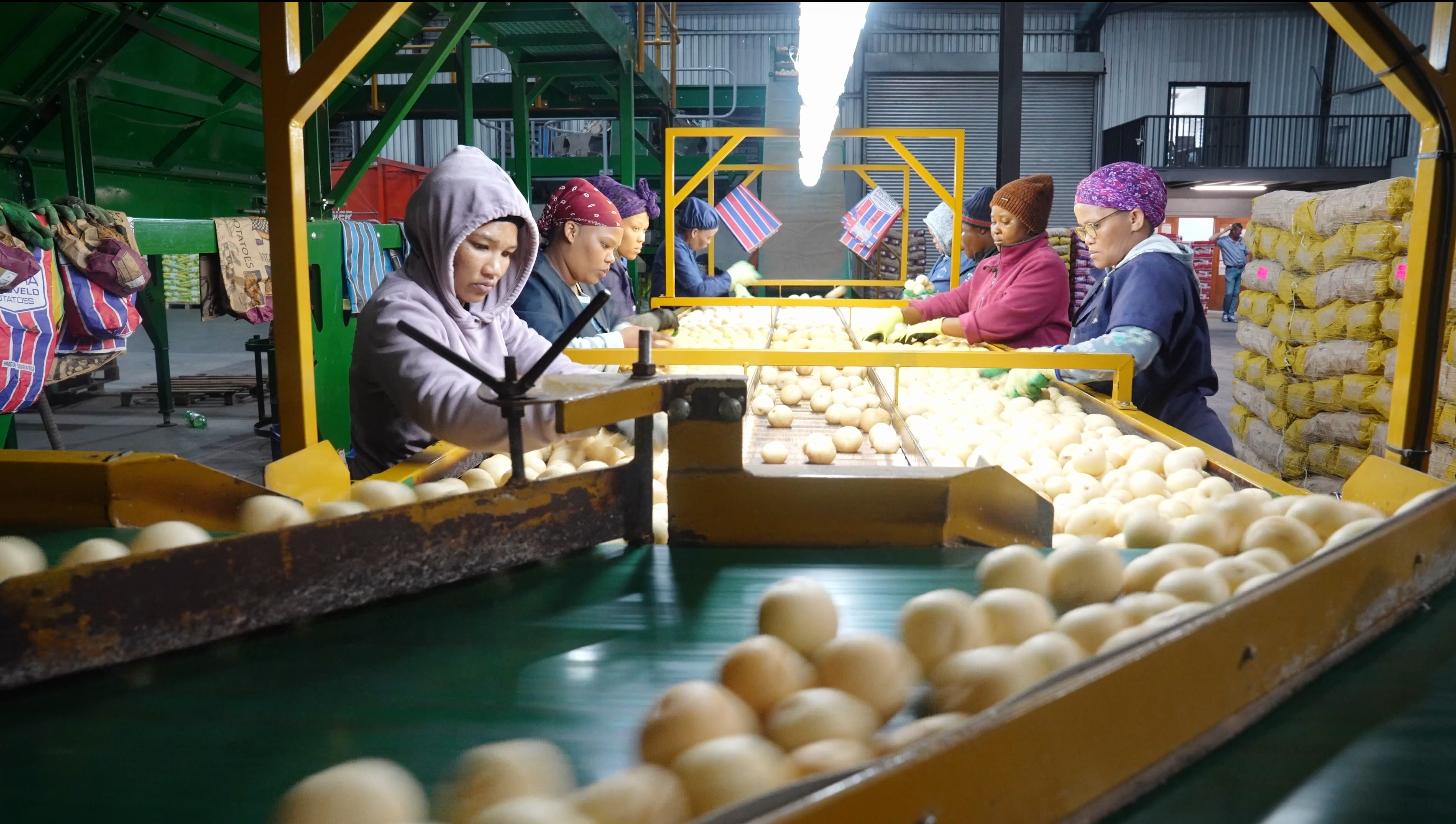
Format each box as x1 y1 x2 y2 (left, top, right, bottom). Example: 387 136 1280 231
1004 368 1054 399
862 308 903 342
978 368 1009 378
0 200 53 249
728 260 763 287
57 196 115 227
891 319 944 344
28 198 63 228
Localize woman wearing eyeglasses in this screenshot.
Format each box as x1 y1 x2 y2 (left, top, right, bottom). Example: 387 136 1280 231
999 162 1232 453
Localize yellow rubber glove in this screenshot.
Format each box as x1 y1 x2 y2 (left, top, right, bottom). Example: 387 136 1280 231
890 319 943 344
862 308 903 342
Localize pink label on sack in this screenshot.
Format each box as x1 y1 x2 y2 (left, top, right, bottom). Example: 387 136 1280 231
1255 266 1269 280
1395 263 1408 282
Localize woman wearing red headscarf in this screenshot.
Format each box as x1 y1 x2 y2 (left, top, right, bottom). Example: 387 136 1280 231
515 178 669 359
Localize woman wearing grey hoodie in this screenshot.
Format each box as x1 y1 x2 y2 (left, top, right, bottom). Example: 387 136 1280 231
348 146 596 478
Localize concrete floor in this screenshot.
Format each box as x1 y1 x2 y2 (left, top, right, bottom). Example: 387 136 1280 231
13 310 273 483
12 308 1246 486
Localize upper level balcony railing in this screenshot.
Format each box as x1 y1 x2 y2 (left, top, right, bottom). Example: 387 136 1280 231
1102 114 1411 182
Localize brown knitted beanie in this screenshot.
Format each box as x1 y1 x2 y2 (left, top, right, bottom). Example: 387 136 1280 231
991 174 1055 235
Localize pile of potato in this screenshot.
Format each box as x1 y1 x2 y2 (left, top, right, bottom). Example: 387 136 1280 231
750 365 901 465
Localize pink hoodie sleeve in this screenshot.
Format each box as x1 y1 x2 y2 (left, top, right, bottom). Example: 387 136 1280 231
960 251 1069 344
907 278 973 320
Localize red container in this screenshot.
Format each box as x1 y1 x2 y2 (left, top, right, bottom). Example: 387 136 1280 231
329 158 431 222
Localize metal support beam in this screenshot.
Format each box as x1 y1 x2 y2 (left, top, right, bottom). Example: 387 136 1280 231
512 67 533 195
996 1 1024 187
329 5 483 207
152 56 263 170
120 13 261 86
59 78 95 202
618 64 638 307
458 36 475 146
260 1 411 456
300 4 333 218
1314 2 1453 471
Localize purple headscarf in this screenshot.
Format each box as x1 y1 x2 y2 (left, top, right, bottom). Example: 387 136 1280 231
1075 162 1168 227
589 175 662 220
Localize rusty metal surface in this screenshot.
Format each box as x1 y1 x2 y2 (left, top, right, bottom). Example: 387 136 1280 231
0 465 638 689
0 451 272 530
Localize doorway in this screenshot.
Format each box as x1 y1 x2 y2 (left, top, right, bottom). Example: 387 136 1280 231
1167 83 1250 168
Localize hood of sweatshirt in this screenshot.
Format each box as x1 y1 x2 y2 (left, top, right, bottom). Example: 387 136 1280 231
402 145 539 327
1110 233 1193 271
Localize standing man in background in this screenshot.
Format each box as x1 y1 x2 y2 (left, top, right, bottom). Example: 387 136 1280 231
1215 222 1247 323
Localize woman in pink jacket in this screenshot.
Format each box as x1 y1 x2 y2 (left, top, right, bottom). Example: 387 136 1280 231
865 175 1070 349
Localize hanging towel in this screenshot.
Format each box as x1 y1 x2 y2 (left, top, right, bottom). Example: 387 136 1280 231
341 220 391 312
389 219 411 270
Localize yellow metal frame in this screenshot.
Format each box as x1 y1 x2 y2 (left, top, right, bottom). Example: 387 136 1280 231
1313 4 1456 472
259 2 411 456
658 127 965 308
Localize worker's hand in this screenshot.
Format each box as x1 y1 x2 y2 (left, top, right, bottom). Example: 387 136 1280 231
862 308 903 342
890 319 943 344
1004 368 1054 399
728 260 763 287
0 200 54 250
650 331 673 348
978 368 1009 378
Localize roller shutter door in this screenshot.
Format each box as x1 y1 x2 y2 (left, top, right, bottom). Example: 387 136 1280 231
1021 76 1097 228
865 74 1096 230
864 74 998 227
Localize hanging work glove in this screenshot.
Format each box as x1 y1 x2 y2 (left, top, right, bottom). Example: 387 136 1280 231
56 196 116 228
28 198 66 229
862 308 903 342
890 319 943 344
1 200 54 250
1004 368 1054 399
728 260 763 287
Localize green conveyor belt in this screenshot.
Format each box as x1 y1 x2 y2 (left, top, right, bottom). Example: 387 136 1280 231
1113 574 1456 822
4 540 1456 822
0 544 985 822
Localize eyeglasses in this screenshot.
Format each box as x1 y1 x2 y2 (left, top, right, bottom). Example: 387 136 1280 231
1075 210 1130 241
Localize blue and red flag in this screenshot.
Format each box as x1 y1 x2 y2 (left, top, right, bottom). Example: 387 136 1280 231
713 185 783 253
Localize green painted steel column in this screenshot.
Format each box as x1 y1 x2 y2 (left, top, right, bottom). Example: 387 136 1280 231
330 5 484 206
457 38 475 147
511 66 532 197
137 255 175 427
59 78 95 201
306 221 354 450
617 65 639 308
0 414 14 449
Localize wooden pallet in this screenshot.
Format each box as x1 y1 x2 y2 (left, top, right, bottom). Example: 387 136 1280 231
120 375 259 408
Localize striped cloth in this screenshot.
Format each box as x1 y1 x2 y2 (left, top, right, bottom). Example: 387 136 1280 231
840 188 902 261
0 243 62 413
713 185 782 253
341 220 393 313
56 259 140 355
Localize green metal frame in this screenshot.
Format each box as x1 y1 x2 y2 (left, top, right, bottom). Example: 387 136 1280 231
128 218 404 449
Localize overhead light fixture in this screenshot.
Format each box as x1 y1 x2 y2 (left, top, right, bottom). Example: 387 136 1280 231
796 1 870 186
1191 184 1269 193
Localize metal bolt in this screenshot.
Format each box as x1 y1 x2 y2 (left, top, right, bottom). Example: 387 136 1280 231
667 397 691 422
717 396 743 422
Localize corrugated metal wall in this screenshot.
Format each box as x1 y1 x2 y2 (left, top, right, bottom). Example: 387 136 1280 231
361 44 515 167
1099 7 1327 129
671 11 795 86
1330 2 1433 117
863 6 1076 54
